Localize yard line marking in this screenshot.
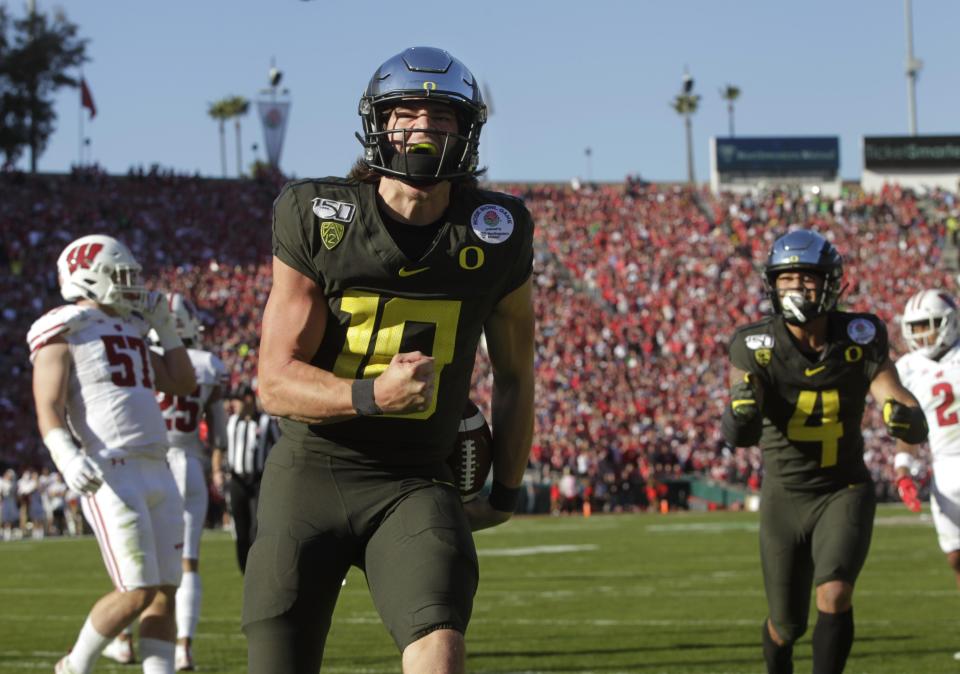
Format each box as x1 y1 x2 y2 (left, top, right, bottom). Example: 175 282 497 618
478 544 598 557
646 522 759 533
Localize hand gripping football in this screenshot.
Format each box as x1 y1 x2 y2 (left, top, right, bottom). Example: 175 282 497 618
447 401 493 502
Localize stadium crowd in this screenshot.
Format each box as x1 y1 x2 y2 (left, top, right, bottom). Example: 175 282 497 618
1 168 957 522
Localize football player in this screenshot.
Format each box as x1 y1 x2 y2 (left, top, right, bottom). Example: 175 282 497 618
895 289 960 659
244 47 535 673
28 234 196 674
159 293 227 671
106 293 228 670
721 229 926 674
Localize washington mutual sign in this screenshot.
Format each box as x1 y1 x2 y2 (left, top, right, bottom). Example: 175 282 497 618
715 137 839 175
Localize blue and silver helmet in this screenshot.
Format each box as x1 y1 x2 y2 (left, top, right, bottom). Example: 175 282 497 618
357 47 487 184
764 229 844 324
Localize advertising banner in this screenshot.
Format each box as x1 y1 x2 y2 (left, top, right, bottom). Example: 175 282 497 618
715 137 839 174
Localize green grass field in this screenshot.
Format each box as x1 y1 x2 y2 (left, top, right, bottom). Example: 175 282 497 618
0 505 955 673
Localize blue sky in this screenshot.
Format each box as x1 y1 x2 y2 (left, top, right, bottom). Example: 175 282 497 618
16 0 960 182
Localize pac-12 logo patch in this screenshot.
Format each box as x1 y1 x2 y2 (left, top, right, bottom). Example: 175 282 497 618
320 221 344 250
847 318 877 345
312 198 356 224
470 204 514 244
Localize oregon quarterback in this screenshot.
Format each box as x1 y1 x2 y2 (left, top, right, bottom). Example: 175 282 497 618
243 47 535 674
721 229 926 674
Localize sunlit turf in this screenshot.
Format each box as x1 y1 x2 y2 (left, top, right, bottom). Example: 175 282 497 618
0 505 955 673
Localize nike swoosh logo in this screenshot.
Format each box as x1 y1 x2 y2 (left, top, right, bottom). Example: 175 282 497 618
805 365 827 376
432 478 455 488
398 266 430 277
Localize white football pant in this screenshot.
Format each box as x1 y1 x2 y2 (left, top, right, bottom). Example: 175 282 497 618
81 454 184 589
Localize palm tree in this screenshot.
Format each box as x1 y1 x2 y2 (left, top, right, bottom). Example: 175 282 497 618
207 99 231 178
720 84 741 137
222 95 250 177
671 92 700 185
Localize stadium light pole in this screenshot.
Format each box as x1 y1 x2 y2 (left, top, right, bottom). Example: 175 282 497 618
584 147 592 182
671 69 700 185
904 0 922 135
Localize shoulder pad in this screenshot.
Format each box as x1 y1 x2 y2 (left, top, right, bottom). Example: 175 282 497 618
730 317 776 345
278 179 362 216
310 176 356 188
944 343 960 363
27 304 94 360
728 317 776 369
894 352 913 374
286 177 358 195
472 187 528 211
125 311 153 338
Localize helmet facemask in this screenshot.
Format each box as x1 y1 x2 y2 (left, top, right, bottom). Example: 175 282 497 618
104 265 148 315
359 98 482 185
765 268 842 325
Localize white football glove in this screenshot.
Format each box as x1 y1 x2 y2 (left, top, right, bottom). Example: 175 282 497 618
61 453 105 495
142 290 182 350
44 428 104 495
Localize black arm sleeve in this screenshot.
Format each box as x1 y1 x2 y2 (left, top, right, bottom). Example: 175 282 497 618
721 404 763 447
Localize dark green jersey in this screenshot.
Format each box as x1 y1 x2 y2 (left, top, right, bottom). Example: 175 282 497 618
728 312 889 492
271 178 533 466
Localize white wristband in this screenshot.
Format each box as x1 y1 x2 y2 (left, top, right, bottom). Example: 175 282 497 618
43 427 82 469
894 451 914 471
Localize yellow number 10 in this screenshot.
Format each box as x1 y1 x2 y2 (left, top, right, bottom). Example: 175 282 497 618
333 291 461 419
787 389 843 467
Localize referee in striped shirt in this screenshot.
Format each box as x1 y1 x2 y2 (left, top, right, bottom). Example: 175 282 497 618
213 385 279 572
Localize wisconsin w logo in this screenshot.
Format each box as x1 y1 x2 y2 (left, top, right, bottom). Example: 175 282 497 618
65 243 103 273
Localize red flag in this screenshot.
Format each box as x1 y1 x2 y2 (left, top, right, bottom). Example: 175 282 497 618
80 77 96 119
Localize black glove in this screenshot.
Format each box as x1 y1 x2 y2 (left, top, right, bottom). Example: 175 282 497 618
730 373 760 423
883 398 928 444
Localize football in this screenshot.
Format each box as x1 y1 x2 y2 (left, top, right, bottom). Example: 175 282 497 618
447 400 493 502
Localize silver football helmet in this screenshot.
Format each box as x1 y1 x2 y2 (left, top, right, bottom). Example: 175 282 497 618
901 289 960 358
357 46 487 184
763 229 844 325
169 292 203 346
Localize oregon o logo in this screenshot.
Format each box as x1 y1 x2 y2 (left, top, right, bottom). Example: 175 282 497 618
844 345 863 363
422 81 437 91
459 246 484 270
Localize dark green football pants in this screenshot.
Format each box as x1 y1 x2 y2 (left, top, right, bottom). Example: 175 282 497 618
759 481 876 644
242 437 478 674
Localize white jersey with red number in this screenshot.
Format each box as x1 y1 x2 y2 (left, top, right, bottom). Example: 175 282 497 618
896 343 960 462
156 347 227 457
27 304 167 458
